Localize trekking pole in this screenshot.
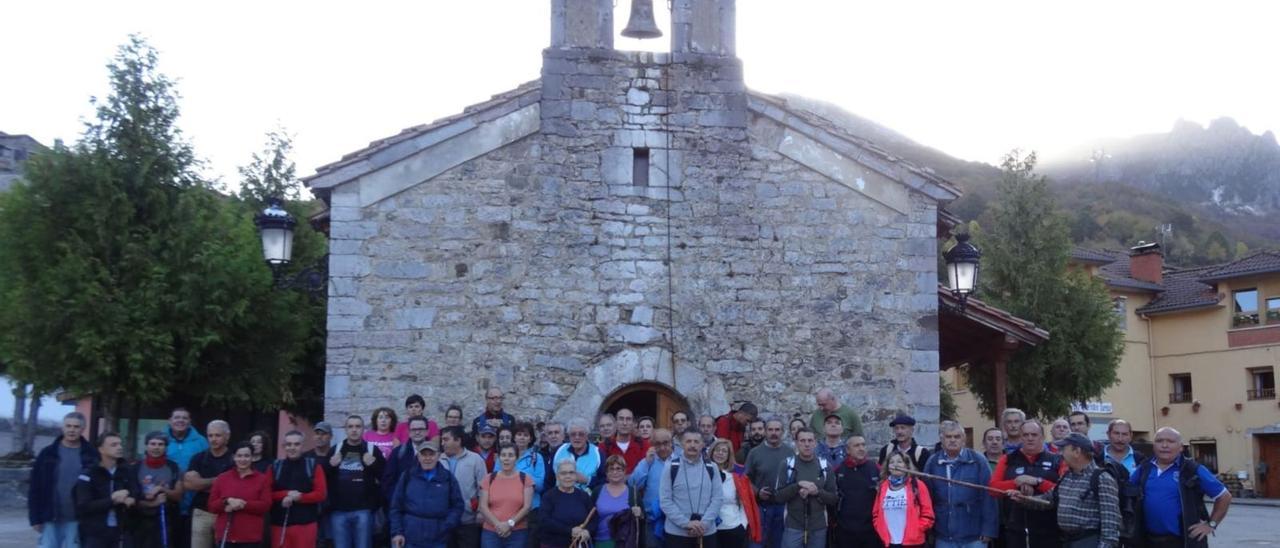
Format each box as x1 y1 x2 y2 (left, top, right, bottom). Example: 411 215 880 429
219 513 234 548
279 505 291 547
568 508 597 548
160 503 169 548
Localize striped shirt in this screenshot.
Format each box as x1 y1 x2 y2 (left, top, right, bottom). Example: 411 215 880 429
1043 463 1120 548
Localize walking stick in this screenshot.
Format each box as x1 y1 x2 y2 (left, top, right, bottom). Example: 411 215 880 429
219 513 234 548
160 503 169 548
889 466 1052 509
568 508 597 548
279 505 291 547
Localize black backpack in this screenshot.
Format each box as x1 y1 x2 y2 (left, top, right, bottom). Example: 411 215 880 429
1052 461 1137 543
669 460 718 483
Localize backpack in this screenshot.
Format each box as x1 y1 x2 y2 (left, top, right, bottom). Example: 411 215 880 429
272 456 318 488
784 456 829 485
669 460 719 484
1050 461 1137 543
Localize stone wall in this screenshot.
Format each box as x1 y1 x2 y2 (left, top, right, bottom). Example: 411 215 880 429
323 46 940 446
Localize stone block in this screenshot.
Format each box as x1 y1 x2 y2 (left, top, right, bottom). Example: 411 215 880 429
373 260 430 279
533 354 585 372
329 255 370 278
391 308 437 329
909 350 938 372
612 324 663 344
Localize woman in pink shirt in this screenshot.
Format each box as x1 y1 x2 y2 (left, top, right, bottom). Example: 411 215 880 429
363 407 400 458
394 394 440 444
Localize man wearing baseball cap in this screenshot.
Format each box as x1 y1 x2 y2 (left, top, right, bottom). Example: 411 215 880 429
1009 432 1120 548
876 415 930 471
390 438 464 548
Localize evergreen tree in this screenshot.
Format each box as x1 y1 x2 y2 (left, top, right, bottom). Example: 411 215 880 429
238 128 300 204
962 151 1124 419
0 36 315 441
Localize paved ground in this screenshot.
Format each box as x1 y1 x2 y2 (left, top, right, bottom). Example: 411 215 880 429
3 503 1279 547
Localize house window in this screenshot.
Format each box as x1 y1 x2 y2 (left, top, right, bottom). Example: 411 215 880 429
1170 373 1193 403
1191 441 1218 474
1232 288 1259 328
1248 367 1276 400
632 148 650 187
1112 297 1128 330
1267 296 1280 325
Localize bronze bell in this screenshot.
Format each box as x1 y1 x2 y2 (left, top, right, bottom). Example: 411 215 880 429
621 0 663 39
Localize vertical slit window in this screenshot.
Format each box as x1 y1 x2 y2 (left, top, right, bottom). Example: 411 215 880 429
633 148 650 187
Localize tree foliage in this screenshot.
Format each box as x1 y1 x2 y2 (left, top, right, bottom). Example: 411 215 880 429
963 151 1125 419
0 36 318 432
238 128 299 204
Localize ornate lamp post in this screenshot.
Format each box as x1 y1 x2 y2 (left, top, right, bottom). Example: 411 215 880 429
254 198 326 296
944 232 981 313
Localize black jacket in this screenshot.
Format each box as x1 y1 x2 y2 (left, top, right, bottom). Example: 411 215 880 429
73 462 140 540
834 459 880 532
28 439 99 526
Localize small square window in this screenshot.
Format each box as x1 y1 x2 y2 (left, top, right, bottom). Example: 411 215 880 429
1170 373 1193 403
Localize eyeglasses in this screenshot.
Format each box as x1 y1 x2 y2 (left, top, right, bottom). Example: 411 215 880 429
569 431 588 437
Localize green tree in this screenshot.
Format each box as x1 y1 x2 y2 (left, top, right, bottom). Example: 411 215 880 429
238 128 300 204
0 36 315 445
963 151 1124 419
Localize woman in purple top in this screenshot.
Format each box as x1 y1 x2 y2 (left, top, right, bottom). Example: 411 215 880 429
593 455 641 548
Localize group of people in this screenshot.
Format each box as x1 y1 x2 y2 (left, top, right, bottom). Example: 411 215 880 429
28 389 1233 548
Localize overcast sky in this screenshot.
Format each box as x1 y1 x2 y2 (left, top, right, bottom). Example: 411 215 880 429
5 1 1278 190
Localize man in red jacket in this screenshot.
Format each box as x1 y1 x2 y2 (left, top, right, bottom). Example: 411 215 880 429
268 431 328 548
599 408 649 472
714 401 757 454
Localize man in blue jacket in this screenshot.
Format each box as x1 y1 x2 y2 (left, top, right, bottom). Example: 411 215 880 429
923 421 998 548
29 412 99 548
390 438 463 548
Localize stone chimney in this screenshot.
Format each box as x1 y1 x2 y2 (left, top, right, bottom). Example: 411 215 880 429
1129 241 1163 284
550 0 613 50
672 0 736 56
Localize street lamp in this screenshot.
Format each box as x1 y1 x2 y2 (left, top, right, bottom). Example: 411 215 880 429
944 232 981 313
254 198 326 296
255 199 296 266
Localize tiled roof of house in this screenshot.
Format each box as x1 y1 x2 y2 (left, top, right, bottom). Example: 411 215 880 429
1070 248 1165 292
1197 251 1280 282
1135 265 1222 315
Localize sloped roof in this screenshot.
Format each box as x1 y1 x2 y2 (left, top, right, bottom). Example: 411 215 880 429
303 80 541 190
303 80 964 206
1197 251 1280 282
1070 247 1165 292
1135 265 1222 315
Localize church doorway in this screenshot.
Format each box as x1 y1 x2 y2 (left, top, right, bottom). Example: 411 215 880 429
601 382 689 431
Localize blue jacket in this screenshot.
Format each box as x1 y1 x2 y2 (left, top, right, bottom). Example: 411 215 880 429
922 448 998 542
165 426 208 472
28 439 99 526
390 465 464 547
383 442 419 502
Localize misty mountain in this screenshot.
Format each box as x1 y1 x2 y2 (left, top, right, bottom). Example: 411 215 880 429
1042 118 1280 236
775 95 1274 265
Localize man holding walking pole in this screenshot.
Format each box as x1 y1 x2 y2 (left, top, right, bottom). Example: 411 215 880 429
268 431 328 547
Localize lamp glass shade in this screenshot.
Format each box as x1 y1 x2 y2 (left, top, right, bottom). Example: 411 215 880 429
261 227 294 265
948 260 977 295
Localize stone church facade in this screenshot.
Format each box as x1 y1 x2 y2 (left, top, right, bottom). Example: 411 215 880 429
305 0 960 444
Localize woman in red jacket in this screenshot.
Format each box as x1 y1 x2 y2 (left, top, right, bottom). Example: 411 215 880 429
209 442 273 547
872 452 934 548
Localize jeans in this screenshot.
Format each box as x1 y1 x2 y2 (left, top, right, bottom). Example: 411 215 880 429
748 504 786 548
331 509 374 548
780 528 826 548
481 529 530 548
38 521 80 548
936 541 988 548
832 528 879 548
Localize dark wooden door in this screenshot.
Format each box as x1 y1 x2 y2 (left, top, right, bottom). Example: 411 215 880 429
1262 435 1280 498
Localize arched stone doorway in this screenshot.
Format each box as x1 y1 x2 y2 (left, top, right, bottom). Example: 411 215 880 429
601 382 690 430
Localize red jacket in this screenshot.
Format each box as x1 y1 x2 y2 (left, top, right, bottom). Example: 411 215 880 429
714 414 744 453
209 468 273 544
599 436 649 473
989 449 1066 496
872 478 934 547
